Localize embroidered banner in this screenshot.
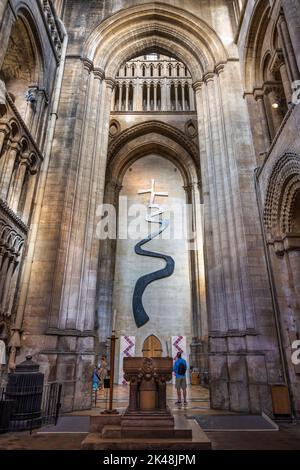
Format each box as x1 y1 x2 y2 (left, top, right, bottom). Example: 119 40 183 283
172 335 187 383
119 335 135 384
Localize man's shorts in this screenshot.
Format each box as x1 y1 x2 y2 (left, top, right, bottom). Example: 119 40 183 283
175 377 187 390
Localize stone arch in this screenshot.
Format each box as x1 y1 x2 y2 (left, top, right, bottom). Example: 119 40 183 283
97 121 204 352
243 0 271 91
264 153 300 237
0 6 45 119
107 120 199 170
84 3 227 81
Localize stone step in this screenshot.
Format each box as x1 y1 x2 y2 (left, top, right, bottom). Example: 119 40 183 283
121 426 192 439
102 425 122 439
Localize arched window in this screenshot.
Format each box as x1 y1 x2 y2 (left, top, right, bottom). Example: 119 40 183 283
158 64 162 77
150 64 154 77
124 64 127 77
168 64 172 77
176 64 180 76
131 64 135 77
142 64 146 77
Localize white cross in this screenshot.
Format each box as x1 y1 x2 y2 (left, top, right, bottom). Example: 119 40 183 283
138 179 168 210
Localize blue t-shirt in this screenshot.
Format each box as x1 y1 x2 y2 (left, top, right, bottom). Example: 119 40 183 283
173 358 187 378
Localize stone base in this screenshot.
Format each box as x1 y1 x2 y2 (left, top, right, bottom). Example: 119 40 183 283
81 415 211 450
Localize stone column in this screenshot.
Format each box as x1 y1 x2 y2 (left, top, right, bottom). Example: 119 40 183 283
163 78 167 111
0 256 17 316
125 82 129 112
175 82 178 111
154 82 157 111
0 123 10 158
189 84 194 111
133 82 137 111
193 60 274 413
267 88 284 133
0 0 11 67
277 10 300 83
48 59 97 331
8 154 29 213
21 168 38 225
0 141 21 201
181 83 185 111
97 180 121 347
254 91 271 154
118 83 122 112
147 82 150 111
279 61 292 104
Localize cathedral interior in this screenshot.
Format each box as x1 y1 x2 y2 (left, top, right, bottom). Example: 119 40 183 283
0 0 300 440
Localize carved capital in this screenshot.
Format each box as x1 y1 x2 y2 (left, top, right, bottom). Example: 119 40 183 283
94 68 105 81
105 78 116 90
82 58 94 73
203 71 215 84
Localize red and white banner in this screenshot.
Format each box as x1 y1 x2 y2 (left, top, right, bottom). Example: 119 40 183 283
172 335 188 383
119 335 135 384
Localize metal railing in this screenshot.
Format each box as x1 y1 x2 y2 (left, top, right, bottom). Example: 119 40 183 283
0 382 62 434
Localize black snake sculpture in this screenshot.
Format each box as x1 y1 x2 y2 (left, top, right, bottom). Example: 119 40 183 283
132 206 175 328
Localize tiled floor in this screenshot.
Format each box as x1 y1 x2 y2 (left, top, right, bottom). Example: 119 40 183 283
80 384 212 416
0 385 300 450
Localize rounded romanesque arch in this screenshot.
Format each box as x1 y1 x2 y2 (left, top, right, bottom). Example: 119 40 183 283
264 153 300 239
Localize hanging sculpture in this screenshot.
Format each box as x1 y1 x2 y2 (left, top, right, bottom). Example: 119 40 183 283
132 179 175 328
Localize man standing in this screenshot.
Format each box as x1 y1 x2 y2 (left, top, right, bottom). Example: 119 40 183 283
173 352 187 405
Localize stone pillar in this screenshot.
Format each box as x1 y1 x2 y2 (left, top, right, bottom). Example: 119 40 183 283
118 83 122 112
147 82 150 111
254 91 271 155
193 60 275 413
125 82 129 112
0 123 10 157
97 180 121 347
0 256 17 316
8 154 29 213
189 84 194 111
133 82 137 111
181 83 185 111
279 61 292 104
21 168 38 225
175 82 178 111
267 88 284 133
163 78 168 111
278 10 300 83
0 141 21 201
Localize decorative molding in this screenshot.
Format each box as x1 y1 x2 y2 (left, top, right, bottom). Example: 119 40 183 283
264 152 300 238
107 120 199 163
0 198 28 234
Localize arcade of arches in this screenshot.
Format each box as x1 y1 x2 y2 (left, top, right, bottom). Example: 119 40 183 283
0 0 300 418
